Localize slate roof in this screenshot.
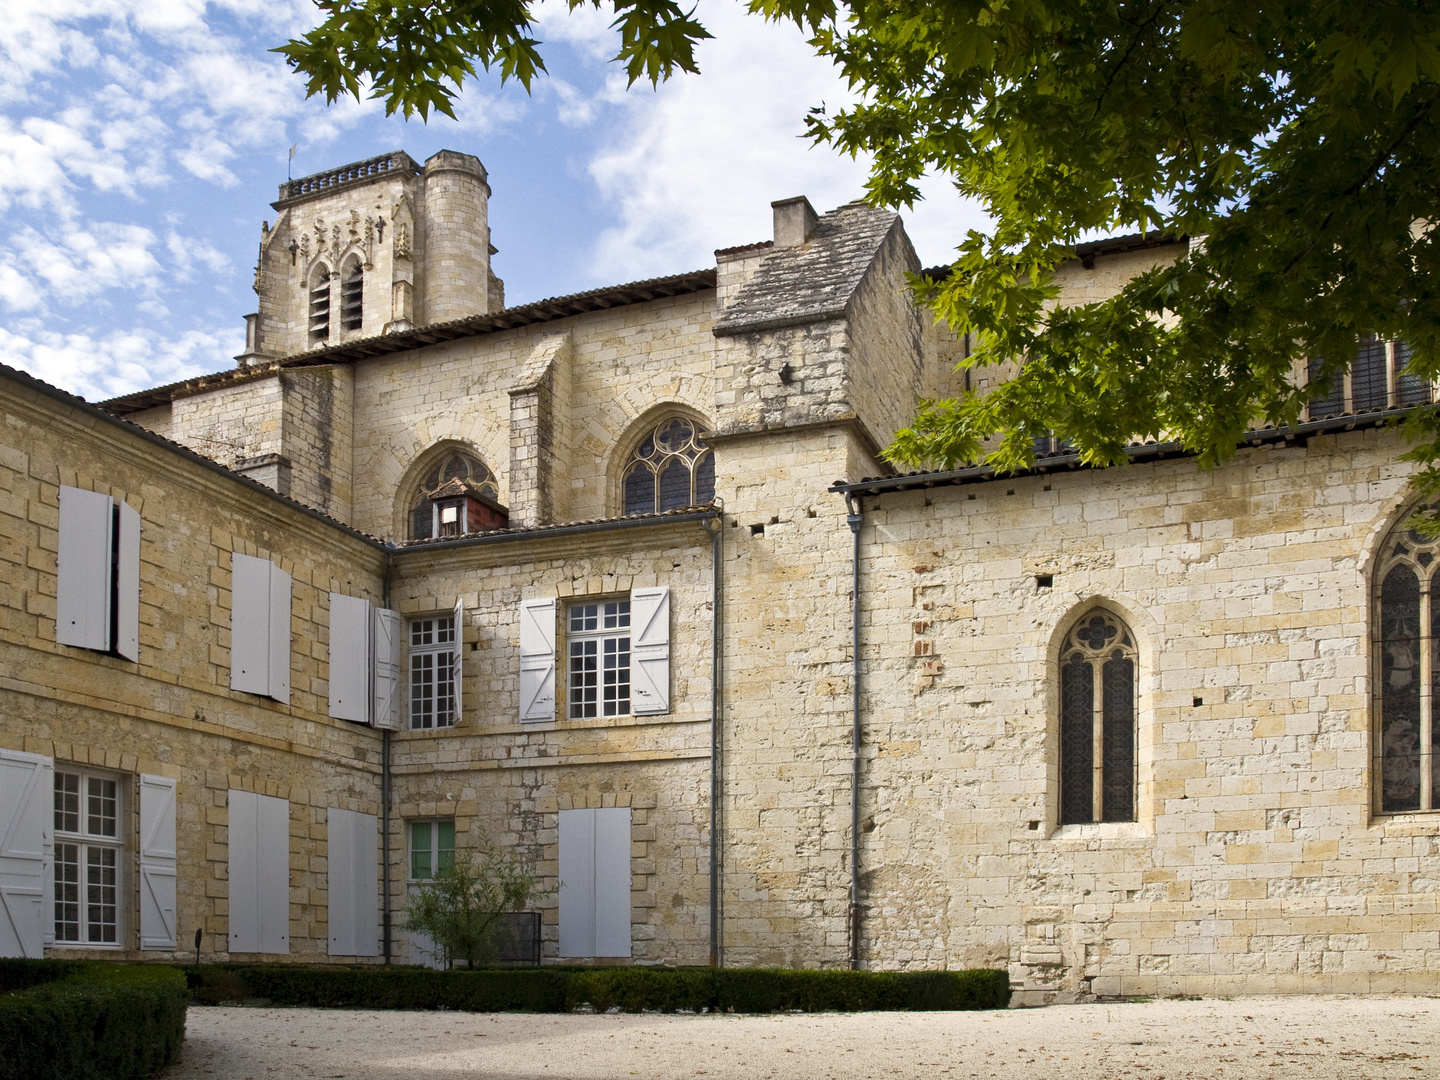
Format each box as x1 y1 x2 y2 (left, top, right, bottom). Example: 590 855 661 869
712 202 901 337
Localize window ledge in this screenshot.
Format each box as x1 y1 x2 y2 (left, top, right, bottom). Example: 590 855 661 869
1049 821 1148 842
1374 810 1440 835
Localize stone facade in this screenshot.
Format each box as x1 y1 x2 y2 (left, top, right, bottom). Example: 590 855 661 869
1 147 1437 997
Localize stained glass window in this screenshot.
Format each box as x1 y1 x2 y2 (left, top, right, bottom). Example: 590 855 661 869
1059 611 1137 825
621 417 715 515
1375 520 1440 812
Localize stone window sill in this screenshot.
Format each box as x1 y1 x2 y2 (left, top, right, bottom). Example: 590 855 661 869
1048 821 1148 842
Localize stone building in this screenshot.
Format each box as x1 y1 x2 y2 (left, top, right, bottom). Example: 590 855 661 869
1 148 1437 1000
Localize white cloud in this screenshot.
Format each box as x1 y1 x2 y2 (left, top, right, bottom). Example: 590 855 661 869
0 320 237 400
13 222 163 303
165 230 230 275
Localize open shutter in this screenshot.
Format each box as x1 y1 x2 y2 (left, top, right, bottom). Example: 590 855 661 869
139 774 177 950
230 555 270 695
0 750 52 958
267 563 292 702
452 597 465 726
519 598 556 722
372 608 402 731
630 587 670 715
229 790 290 954
56 485 113 651
328 593 372 723
557 809 596 958
328 809 378 957
593 807 633 958
114 500 141 662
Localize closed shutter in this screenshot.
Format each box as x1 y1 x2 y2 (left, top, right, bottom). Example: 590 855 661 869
268 564 292 702
557 809 596 958
453 597 465 726
228 789 290 954
372 608 402 731
327 808 378 957
630 587 670 715
56 486 113 651
230 555 271 695
114 501 141 662
138 774 177 950
593 807 633 958
519 598 556 722
328 593 372 723
0 750 52 958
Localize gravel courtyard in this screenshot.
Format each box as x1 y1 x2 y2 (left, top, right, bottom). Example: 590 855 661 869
167 996 1439 1079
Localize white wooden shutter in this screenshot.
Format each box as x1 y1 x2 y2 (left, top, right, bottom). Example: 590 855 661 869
268 563 292 702
630 586 670 715
327 808 378 957
138 774 177 950
229 789 290 954
452 597 465 726
0 750 52 958
557 808 596 958
114 500 141 662
594 807 633 957
519 598 556 722
230 555 271 695
328 593 372 723
56 485 113 651
372 608 402 731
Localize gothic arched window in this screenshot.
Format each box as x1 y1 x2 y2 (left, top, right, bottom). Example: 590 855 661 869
1059 610 1138 825
408 450 505 540
1375 519 1440 812
622 417 715 516
340 257 363 332
308 265 331 344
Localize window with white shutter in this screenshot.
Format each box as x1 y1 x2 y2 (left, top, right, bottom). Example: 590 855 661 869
230 554 291 703
328 593 371 723
0 750 53 958
138 774 177 950
56 486 140 660
327 808 378 957
519 598 557 722
373 607 402 731
53 767 125 946
227 790 290 954
557 807 631 958
629 587 670 715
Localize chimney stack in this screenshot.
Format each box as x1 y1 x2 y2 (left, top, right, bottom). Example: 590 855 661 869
772 196 818 248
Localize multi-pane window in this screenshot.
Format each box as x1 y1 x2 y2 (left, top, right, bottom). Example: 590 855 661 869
568 601 630 719
1375 521 1440 812
622 417 715 516
1307 337 1432 419
410 616 457 729
308 266 331 343
409 819 456 880
1059 611 1138 825
54 769 124 945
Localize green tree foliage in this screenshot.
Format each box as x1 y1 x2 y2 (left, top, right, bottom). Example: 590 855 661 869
402 836 544 969
280 1 1440 492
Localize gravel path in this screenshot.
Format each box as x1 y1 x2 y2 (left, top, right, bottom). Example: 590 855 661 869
168 996 1440 1079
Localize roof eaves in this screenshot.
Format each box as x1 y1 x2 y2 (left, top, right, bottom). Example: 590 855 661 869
393 505 721 553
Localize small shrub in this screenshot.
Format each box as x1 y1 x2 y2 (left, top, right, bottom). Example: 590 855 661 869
0 962 187 1080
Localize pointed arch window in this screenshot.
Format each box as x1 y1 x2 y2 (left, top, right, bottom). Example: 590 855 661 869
1375 520 1440 812
341 258 363 332
309 265 331 344
408 450 506 540
622 417 715 516
1059 610 1138 825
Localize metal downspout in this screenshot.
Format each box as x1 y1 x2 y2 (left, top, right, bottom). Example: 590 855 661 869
705 514 724 966
381 547 395 964
845 493 864 970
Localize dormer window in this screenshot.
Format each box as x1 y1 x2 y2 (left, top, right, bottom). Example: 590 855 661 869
409 450 508 540
341 258 363 332
309 265 331 344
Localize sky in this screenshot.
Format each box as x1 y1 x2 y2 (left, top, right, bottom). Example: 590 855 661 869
0 0 987 402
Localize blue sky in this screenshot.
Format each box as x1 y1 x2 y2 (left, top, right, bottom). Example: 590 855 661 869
0 0 985 402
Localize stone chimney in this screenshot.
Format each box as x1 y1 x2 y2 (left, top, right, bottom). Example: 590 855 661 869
772 196 818 248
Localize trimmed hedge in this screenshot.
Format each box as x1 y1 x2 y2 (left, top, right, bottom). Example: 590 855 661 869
187 963 1010 1014
0 961 188 1080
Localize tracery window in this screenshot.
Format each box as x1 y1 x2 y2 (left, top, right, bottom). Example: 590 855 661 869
621 417 715 516
407 450 505 540
1375 519 1440 812
1059 610 1137 825
340 258 363 332
308 265 331 344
